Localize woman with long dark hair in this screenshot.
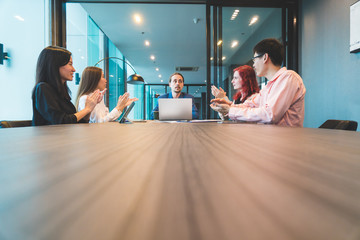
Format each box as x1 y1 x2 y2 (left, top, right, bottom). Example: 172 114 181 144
32 46 101 126
75 66 137 123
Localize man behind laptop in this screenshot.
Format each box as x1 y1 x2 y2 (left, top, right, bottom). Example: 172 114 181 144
211 38 306 127
151 72 199 119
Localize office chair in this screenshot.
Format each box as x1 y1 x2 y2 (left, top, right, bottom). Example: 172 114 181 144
0 120 32 128
319 119 358 131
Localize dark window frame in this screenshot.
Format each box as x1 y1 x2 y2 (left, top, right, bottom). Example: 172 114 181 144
53 0 299 119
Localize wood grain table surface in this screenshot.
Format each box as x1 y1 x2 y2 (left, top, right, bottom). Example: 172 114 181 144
1 122 360 240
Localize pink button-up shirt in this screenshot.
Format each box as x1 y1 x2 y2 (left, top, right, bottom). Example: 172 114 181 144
228 67 306 127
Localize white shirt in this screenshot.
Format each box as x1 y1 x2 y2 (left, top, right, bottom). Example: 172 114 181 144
78 95 122 123
228 67 306 127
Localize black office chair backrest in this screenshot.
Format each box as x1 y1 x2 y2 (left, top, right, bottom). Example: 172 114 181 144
319 119 358 131
0 120 32 128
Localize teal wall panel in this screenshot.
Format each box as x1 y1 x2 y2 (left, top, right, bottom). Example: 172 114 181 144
300 0 360 129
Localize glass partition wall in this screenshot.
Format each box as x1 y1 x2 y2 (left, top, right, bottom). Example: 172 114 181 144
66 3 129 112
209 6 282 118
62 1 297 120
65 2 207 120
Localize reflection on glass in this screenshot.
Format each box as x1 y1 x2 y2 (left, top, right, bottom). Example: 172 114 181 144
127 84 144 120
219 7 281 99
108 41 125 111
145 85 166 120
87 17 104 66
66 3 105 105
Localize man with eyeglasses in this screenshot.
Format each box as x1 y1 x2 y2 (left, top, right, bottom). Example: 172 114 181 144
151 72 199 119
211 38 306 127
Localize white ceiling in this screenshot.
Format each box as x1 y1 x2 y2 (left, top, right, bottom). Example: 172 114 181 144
80 2 276 84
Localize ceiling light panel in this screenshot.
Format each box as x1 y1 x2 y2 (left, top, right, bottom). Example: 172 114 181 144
231 41 238 48
230 9 239 21
249 16 259 26
133 14 142 24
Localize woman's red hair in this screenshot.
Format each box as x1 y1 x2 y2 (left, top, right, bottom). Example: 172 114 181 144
232 65 260 102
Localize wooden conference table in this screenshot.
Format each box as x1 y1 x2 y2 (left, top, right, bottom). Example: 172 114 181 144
0 121 360 240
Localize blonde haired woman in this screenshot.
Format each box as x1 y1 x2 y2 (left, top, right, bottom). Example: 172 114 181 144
76 66 138 123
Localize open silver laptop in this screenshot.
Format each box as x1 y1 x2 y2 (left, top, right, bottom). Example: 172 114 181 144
158 98 192 120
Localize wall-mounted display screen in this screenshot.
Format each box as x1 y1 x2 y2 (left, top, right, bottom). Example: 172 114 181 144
350 0 360 53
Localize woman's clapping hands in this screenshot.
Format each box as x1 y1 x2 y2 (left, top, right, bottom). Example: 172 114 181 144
85 89 102 112
116 92 138 112
211 85 226 99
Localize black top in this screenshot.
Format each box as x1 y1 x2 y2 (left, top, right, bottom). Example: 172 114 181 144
32 82 85 126
234 97 243 105
234 94 250 104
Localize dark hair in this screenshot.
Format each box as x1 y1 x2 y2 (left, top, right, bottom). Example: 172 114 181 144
33 46 72 100
75 66 102 110
168 72 184 83
233 65 260 102
253 38 284 66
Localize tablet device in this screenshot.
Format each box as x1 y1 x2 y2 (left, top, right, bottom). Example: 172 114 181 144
158 98 192 120
118 102 135 123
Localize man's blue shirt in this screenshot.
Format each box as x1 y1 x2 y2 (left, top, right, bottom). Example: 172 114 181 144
151 92 199 119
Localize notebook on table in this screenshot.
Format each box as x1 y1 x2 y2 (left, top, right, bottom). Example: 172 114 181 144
158 98 192 121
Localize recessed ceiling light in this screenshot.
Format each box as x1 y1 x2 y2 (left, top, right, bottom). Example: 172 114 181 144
204 80 207 82
222 56 226 60
133 14 142 24
150 55 155 60
231 41 238 48
249 16 259 26
158 74 162 78
230 9 239 20
155 68 159 71
161 80 163 82
217 40 223 46
145 40 150 46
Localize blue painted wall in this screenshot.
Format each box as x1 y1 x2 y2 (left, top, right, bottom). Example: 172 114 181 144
300 0 360 129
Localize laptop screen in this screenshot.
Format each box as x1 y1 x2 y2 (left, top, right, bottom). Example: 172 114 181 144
158 98 192 120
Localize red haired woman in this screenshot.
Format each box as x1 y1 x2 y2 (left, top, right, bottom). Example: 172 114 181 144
211 65 260 119
211 65 259 104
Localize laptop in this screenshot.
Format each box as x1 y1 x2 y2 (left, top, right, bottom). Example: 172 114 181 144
158 98 192 120
118 102 135 123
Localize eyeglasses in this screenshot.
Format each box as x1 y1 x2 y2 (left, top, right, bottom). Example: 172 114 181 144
252 53 265 62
